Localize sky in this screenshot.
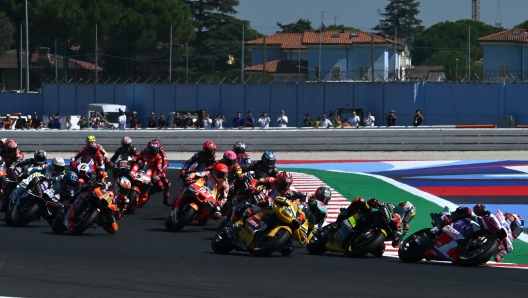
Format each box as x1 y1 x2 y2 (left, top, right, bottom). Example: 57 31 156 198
236 0 527 35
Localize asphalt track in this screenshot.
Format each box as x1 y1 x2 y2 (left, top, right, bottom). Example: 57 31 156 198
1 170 527 298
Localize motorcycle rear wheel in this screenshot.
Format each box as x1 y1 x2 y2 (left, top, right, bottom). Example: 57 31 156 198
250 228 291 257
12 203 40 227
211 229 234 254
51 213 65 234
70 209 99 236
306 233 327 255
344 230 386 258
398 228 431 263
457 234 499 267
172 207 197 232
124 190 139 215
4 208 13 226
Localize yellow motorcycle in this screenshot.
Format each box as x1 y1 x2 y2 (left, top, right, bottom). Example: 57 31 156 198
211 196 303 257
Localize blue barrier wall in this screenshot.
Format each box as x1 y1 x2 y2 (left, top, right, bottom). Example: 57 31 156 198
4 82 528 127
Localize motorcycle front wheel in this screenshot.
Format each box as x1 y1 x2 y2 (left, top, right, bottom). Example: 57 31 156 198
344 229 386 258
211 229 234 254
250 228 291 257
172 206 197 232
12 202 41 227
457 233 499 267
398 228 431 263
124 189 139 215
71 209 100 236
306 232 328 255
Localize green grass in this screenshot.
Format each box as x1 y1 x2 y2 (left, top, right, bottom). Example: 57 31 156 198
284 168 528 264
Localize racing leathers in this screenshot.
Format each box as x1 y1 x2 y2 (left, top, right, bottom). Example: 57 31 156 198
158 147 171 204
180 152 217 176
236 152 252 169
130 149 163 205
74 145 110 182
239 160 278 179
109 145 139 164
2 150 24 168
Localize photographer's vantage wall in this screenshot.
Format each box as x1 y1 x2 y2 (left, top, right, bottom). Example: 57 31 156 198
2 82 528 127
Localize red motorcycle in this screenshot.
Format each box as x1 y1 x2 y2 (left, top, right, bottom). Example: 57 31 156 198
124 161 153 214
165 176 219 232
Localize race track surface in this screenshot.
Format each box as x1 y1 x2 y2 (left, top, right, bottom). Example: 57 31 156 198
1 170 526 298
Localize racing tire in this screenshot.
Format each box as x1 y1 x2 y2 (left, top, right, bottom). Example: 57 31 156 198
398 228 431 263
124 189 139 215
51 214 65 234
456 234 500 267
250 228 291 257
164 216 173 231
70 209 99 236
172 207 197 232
344 230 386 258
211 230 234 254
306 233 327 255
0 194 8 212
12 203 40 227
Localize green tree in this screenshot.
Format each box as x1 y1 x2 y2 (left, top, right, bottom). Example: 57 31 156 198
413 20 503 80
0 12 15 57
373 0 424 41
324 24 356 31
515 20 528 29
277 19 313 33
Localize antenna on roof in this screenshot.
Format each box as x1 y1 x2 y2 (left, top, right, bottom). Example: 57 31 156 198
495 0 502 27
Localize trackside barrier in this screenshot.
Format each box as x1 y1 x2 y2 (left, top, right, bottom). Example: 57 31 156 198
456 124 497 129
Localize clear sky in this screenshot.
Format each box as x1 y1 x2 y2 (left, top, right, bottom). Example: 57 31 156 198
236 0 527 34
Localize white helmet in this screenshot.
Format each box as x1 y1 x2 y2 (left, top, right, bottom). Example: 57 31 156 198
52 157 66 176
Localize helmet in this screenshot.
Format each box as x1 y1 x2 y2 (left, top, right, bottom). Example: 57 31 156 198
276 171 293 191
86 135 97 143
314 186 331 204
213 163 229 182
51 157 66 176
152 138 163 148
34 149 47 165
65 171 79 188
222 150 237 168
504 213 524 239
394 201 416 224
261 151 276 167
306 200 327 223
233 141 246 157
121 137 132 149
88 141 99 154
147 141 160 156
203 140 216 158
116 176 132 196
6 140 17 156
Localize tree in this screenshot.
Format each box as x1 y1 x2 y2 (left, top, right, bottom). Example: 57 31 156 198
373 0 424 41
413 20 503 80
324 24 356 31
277 19 313 33
0 12 15 57
515 20 528 29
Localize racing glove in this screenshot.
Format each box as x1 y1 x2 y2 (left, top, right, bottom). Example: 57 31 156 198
367 198 381 208
179 169 186 179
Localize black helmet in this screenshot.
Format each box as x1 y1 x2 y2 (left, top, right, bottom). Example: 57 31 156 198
314 186 331 204
34 149 47 165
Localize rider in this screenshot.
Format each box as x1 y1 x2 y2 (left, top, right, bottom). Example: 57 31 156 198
233 171 294 211
130 141 163 206
336 198 416 254
233 141 252 168
180 140 217 179
13 149 48 169
110 136 139 164
288 186 332 205
2 140 25 168
0 138 7 155
151 138 171 206
205 150 240 185
239 151 278 179
73 135 111 183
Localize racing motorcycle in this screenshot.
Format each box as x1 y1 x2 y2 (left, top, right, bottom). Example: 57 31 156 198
306 204 400 257
112 154 131 180
124 161 153 214
398 207 502 267
0 163 42 211
5 174 62 227
211 196 302 257
70 155 97 191
52 176 117 236
165 176 219 232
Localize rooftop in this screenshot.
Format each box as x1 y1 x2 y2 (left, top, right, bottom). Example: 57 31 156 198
478 28 528 43
0 50 102 71
244 60 306 73
302 30 393 45
246 33 306 49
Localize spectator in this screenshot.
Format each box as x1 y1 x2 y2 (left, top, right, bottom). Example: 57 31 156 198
129 111 141 129
31 112 38 127
258 112 271 128
302 113 313 127
347 111 360 128
385 110 397 126
184 112 194 128
65 116 72 130
91 112 100 128
319 114 333 128
0 114 4 129
15 115 28 130
215 114 225 129
55 112 63 127
118 109 126 130
4 114 14 130
231 111 244 129
173 112 184 128
364 111 375 127
277 110 288 127
333 115 342 128
78 115 89 130
246 111 254 128
198 110 206 128
413 109 424 127
147 112 157 128
158 113 166 129
203 113 212 129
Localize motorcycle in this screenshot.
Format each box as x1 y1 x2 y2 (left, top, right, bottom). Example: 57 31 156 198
306 205 399 257
0 164 42 211
124 161 153 214
70 155 98 191
5 174 62 227
166 176 220 232
52 176 117 236
211 197 301 257
398 207 502 267
112 154 131 180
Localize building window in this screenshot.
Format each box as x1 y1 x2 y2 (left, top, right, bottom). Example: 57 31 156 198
359 67 369 79
500 65 510 77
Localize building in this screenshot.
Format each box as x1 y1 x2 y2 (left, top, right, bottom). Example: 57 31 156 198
478 28 528 81
405 66 446 82
245 30 410 81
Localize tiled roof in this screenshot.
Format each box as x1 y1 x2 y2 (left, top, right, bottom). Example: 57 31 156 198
244 60 306 73
385 36 407 46
246 33 306 49
406 66 446 80
478 28 528 43
302 30 393 45
0 50 102 71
